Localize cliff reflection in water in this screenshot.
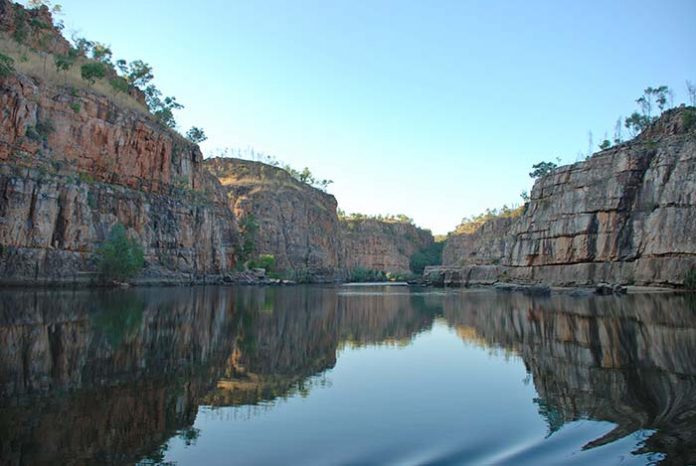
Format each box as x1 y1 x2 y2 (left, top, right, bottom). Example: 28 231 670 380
0 287 694 464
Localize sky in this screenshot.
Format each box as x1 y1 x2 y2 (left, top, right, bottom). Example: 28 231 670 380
47 0 695 234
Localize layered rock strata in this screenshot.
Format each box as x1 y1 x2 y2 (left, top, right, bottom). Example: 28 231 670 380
0 73 237 284
437 107 696 287
205 157 343 281
340 218 434 275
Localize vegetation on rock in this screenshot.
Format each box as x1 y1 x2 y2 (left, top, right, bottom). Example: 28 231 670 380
454 205 524 234
409 241 444 275
338 210 414 225
529 161 558 180
185 126 208 144
95 224 145 282
209 147 334 192
236 214 259 266
0 52 14 77
348 267 387 283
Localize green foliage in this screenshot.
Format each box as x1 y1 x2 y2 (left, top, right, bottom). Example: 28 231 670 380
77 172 95 184
598 139 611 150
12 7 28 44
348 267 387 283
685 268 696 290
80 61 106 84
29 18 51 29
455 204 524 234
25 118 54 142
682 108 696 131
338 210 414 224
116 59 153 89
0 53 15 78
91 42 112 64
108 76 129 95
237 214 259 265
185 126 207 144
69 102 80 113
144 84 183 128
409 241 444 275
95 224 144 282
624 111 651 137
53 52 75 75
282 164 333 191
529 161 557 179
636 85 671 117
248 254 276 272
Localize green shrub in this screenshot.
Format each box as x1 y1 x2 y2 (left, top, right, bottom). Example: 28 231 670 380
685 268 696 290
25 126 41 141
237 214 258 265
683 109 696 131
69 102 81 113
0 53 15 78
109 76 129 95
529 161 558 179
410 241 444 275
249 254 275 272
96 224 144 282
348 267 387 283
80 62 106 84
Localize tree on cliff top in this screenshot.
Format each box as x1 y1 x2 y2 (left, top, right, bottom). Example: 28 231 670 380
186 127 208 144
80 61 106 85
529 161 557 179
96 224 144 282
144 85 184 129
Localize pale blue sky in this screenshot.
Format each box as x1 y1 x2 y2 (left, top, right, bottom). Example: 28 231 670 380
50 0 695 234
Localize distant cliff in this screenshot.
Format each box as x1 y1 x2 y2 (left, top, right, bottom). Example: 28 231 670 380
340 218 434 275
205 157 343 281
436 107 696 287
205 157 436 280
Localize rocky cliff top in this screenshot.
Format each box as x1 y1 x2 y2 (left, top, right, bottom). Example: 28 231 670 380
440 106 696 287
0 0 70 55
205 156 338 207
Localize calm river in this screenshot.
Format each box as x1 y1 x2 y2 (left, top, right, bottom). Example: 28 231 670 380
1 286 694 465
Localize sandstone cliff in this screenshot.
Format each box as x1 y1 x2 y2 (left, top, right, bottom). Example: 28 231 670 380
438 107 696 287
340 218 434 275
205 157 342 281
0 2 239 285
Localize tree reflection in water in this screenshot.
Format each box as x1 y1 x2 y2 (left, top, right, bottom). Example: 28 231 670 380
0 287 693 464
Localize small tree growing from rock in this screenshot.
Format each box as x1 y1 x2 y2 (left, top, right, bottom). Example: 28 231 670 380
96 224 144 283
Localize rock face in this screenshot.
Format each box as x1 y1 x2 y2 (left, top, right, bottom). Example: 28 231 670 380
340 218 434 274
0 0 71 56
439 107 696 287
442 216 515 266
0 72 237 284
205 157 342 281
205 157 437 280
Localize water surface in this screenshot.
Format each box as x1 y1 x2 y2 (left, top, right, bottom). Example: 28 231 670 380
0 286 694 465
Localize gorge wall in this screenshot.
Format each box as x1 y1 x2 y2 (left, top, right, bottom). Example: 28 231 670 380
204 157 435 279
0 69 238 284
205 157 343 281
0 1 432 285
340 218 434 275
435 107 696 287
